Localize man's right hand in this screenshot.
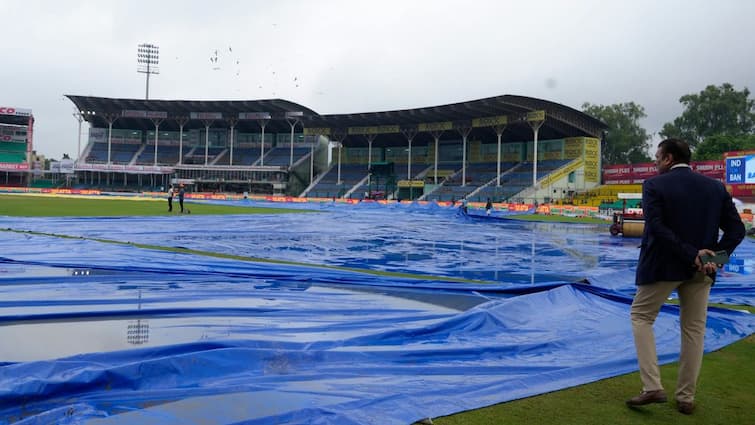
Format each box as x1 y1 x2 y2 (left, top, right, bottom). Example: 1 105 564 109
695 249 718 274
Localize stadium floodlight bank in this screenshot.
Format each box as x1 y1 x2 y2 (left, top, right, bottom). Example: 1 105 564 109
137 43 159 100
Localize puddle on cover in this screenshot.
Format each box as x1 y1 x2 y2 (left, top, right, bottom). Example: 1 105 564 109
0 272 485 362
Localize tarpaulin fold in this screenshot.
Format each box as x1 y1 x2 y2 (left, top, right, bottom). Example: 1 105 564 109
0 201 752 424
1 284 752 424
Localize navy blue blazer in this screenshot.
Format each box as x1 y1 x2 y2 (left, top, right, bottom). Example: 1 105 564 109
635 166 745 285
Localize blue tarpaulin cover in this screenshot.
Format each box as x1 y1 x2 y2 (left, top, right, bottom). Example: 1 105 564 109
0 200 753 424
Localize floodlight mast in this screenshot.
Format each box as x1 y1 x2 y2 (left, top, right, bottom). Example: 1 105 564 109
137 43 160 100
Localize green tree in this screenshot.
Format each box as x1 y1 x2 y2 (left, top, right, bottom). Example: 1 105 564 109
693 134 755 160
582 102 651 165
660 83 755 148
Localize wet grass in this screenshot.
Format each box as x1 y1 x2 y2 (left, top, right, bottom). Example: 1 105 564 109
507 213 609 224
435 335 754 425
0 194 311 216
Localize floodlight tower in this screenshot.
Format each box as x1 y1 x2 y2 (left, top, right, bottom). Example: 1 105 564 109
137 43 160 100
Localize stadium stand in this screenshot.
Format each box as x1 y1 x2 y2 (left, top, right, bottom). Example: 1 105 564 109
218 147 259 165
182 147 225 165
580 184 643 206
133 145 181 165
64 94 609 199
0 141 26 164
85 142 108 163
308 163 370 198
262 146 310 167
0 106 33 186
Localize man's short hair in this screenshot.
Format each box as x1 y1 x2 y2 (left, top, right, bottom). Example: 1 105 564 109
658 138 691 164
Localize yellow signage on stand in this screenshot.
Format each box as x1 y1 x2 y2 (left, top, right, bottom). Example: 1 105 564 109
304 127 331 136
526 110 545 122
472 115 508 128
564 137 584 159
418 121 453 132
583 137 600 182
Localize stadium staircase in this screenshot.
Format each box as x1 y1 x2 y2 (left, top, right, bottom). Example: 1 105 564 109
307 163 371 198
418 169 459 201
129 145 147 165
344 175 370 199
209 149 229 165
421 162 524 202
466 162 524 201
300 163 334 197
419 163 468 202
78 142 94 164
292 149 312 169
514 159 576 202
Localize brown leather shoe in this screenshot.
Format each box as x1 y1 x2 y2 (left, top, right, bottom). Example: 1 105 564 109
626 390 668 406
677 400 695 415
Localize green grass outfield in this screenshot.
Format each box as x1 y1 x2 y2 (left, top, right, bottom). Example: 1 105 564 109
435 335 754 425
0 194 311 216
1 193 752 424
503 213 609 225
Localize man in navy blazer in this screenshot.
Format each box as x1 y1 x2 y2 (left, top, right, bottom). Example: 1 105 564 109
625 138 745 414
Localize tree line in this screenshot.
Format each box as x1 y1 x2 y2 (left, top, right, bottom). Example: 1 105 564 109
582 83 755 164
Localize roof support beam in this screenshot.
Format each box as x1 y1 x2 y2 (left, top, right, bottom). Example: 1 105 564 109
150 118 164 166
457 126 472 187
286 114 302 168
401 128 417 180
175 117 189 166
429 130 444 185
226 118 238 166
492 125 507 186
528 117 545 194
103 113 119 165
202 120 213 165
258 118 270 166
331 130 347 189
365 134 378 185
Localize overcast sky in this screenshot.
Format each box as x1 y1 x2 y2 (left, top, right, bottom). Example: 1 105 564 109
3 0 754 160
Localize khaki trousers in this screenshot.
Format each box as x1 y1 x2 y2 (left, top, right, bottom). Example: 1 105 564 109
630 272 712 403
